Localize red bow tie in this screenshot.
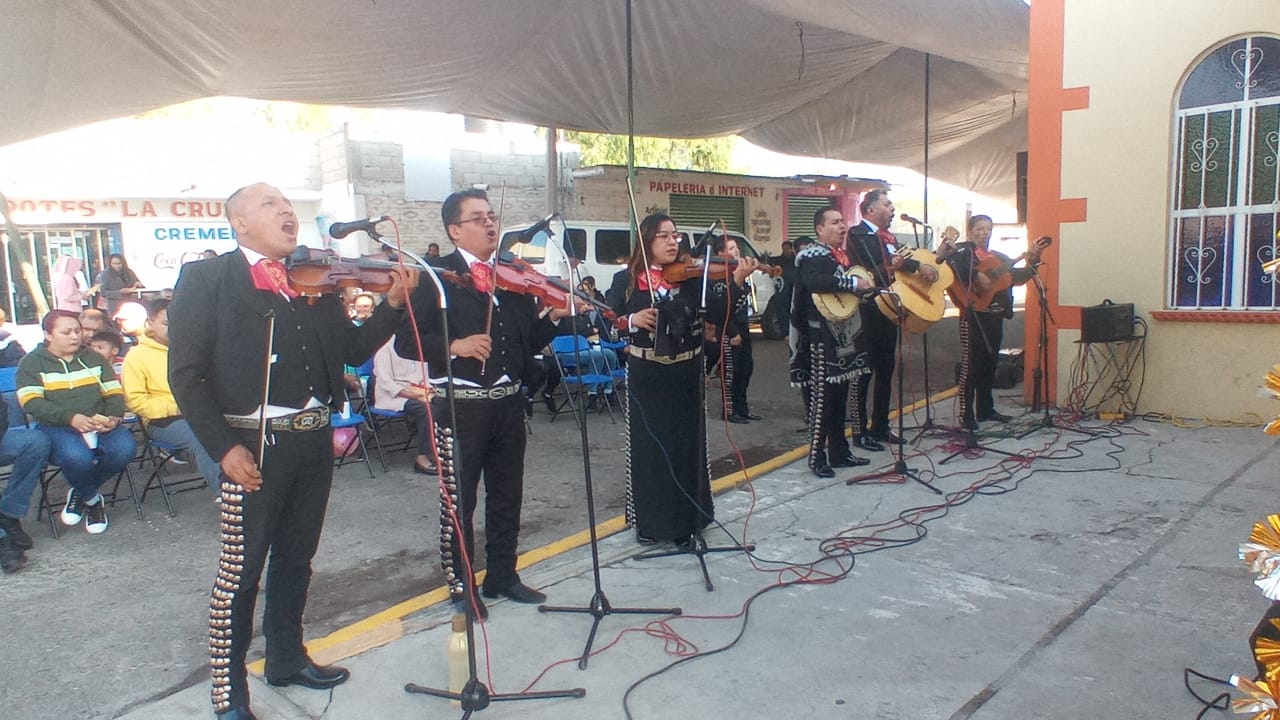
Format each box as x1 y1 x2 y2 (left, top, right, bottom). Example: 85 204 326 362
637 268 671 292
470 261 493 294
877 228 897 247
250 258 298 298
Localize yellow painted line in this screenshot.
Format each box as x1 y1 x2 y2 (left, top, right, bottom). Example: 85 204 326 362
248 385 959 674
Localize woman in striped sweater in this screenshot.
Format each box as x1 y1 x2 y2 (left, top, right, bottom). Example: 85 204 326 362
16 310 136 534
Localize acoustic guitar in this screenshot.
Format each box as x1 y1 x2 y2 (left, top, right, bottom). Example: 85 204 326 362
812 265 874 323
947 235 1052 312
873 245 956 333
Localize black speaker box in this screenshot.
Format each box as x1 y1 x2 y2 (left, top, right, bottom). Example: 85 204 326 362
1080 300 1134 343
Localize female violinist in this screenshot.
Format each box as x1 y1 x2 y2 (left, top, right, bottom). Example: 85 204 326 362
605 213 757 546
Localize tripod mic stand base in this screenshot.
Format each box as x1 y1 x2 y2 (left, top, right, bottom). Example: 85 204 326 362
633 530 754 592
847 459 944 495
1015 412 1098 440
406 679 586 718
539 590 681 669
939 429 1026 465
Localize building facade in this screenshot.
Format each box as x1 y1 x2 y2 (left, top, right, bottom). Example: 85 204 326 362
1029 0 1278 418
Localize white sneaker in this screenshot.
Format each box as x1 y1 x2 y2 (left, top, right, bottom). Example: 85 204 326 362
61 488 85 526
83 495 108 535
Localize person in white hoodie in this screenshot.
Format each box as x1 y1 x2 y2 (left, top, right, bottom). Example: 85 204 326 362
370 337 436 474
121 298 222 497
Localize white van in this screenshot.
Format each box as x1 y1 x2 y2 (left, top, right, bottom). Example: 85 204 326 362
499 219 786 336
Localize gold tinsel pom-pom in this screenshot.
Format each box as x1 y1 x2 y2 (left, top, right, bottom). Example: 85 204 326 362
1241 516 1280 600
1232 674 1280 718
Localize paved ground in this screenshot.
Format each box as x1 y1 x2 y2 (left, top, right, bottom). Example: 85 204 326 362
0 312 1088 720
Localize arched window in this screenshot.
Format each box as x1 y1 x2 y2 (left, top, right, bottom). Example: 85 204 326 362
1170 36 1280 309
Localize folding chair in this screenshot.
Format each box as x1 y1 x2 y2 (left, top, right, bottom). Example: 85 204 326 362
548 335 616 425
137 422 210 516
332 401 378 478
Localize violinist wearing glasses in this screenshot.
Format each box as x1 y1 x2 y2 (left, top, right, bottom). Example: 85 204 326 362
169 182 418 720
398 188 582 619
605 214 756 547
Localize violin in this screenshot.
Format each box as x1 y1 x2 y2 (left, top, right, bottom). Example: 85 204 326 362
284 247 427 296
661 255 783 284
485 254 619 322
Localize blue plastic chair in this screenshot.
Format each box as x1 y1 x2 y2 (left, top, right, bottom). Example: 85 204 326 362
548 335 615 424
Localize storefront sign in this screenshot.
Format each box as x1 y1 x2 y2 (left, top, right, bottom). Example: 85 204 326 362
647 181 765 198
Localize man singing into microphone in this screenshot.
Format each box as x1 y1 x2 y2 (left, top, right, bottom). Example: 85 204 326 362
169 183 417 720
847 189 938 451
398 189 577 619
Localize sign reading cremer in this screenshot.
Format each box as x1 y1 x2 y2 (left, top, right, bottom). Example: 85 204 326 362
152 226 237 241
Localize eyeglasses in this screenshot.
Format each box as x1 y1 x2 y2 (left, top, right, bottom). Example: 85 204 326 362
455 213 499 226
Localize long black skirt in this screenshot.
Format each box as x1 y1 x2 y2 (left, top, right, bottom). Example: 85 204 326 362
624 353 713 541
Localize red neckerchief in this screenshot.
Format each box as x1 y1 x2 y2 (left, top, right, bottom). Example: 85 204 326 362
636 267 671 292
249 258 298 298
974 245 993 262
829 245 851 269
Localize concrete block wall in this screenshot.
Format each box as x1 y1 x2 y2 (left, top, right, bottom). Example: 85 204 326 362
351 139 577 254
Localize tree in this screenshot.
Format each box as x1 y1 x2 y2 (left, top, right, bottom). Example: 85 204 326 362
565 132 737 172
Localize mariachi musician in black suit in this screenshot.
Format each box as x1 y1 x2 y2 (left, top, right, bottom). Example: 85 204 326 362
397 188 576 620
846 189 938 452
168 183 417 720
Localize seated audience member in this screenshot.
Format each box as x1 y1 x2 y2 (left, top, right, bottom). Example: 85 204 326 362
17 310 136 535
0 397 52 574
552 311 619 411
371 338 436 474
90 331 126 374
80 307 112 339
351 292 377 326
121 299 222 498
0 309 27 368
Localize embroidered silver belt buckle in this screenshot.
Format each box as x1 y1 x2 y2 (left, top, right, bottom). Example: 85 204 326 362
448 384 520 401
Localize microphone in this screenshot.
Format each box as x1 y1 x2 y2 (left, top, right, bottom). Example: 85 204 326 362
328 216 391 239
899 213 926 226
512 213 559 244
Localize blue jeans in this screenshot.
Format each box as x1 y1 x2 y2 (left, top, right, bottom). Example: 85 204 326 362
556 346 619 394
43 425 137 499
147 419 222 497
0 427 51 521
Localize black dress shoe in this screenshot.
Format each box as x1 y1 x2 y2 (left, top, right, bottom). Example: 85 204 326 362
725 413 750 424
542 394 556 412
738 408 763 421
452 592 488 621
872 431 905 445
981 410 1015 423
482 581 547 604
266 662 350 690
854 434 885 452
811 462 835 478
217 705 258 720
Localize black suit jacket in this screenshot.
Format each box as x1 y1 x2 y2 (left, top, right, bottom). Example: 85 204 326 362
396 251 557 385
168 250 402 463
847 222 920 288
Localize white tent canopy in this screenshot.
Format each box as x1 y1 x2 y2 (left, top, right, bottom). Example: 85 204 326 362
3 0 1028 201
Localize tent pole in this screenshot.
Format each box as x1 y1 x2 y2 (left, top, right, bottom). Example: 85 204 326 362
923 53 930 224
626 0 637 239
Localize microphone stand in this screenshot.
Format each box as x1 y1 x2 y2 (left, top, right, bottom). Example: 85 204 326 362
392 237 584 714
895 223 946 443
538 223 680 670
1016 263 1095 439
633 245 756 592
848 291 943 495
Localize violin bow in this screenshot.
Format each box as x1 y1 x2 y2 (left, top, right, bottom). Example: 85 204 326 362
256 310 276 470
479 182 506 375
625 176 657 306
